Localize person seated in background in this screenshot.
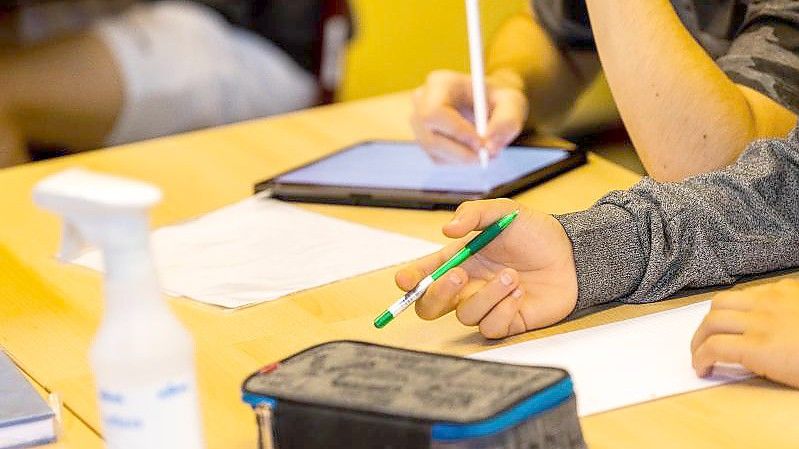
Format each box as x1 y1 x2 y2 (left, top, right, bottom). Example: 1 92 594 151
395 125 799 387
411 1 798 181
0 0 352 168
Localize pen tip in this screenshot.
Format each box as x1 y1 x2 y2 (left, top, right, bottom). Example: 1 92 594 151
374 311 394 329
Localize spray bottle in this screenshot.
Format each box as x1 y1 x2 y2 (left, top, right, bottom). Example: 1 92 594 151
33 168 205 449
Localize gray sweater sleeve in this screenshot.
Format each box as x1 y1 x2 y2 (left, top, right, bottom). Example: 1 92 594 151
556 127 799 311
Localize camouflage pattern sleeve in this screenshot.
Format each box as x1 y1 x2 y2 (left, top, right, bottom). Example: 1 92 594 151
717 1 799 115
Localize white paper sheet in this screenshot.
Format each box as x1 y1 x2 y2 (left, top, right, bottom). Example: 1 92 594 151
471 301 753 416
72 195 442 308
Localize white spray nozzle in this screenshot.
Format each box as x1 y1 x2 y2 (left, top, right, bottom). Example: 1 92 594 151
59 221 88 262
33 168 162 261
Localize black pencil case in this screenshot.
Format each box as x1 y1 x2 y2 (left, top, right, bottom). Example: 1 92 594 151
242 341 585 449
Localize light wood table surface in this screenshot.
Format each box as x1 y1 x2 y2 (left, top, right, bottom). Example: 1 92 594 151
1 93 799 449
33 380 103 449
6 355 104 449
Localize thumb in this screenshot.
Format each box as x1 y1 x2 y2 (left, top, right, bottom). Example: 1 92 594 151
443 199 519 238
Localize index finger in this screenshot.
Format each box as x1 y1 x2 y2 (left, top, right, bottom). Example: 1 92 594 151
395 240 465 291
690 309 749 353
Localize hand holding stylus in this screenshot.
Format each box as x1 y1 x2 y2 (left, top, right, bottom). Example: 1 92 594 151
411 71 528 165
410 0 528 166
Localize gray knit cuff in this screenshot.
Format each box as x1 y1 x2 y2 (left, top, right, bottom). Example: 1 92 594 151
555 204 647 311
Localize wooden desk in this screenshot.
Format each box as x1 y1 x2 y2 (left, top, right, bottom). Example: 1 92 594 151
7 358 104 449
35 383 103 449
1 93 797 448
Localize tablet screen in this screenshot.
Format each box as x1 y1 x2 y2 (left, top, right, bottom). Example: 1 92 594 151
275 142 571 193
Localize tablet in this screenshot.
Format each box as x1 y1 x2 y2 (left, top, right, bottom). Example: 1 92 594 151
255 141 585 209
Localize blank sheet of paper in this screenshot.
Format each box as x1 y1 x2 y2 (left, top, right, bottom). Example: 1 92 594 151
471 301 752 416
72 195 441 308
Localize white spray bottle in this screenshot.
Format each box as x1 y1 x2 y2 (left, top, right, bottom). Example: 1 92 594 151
33 169 205 449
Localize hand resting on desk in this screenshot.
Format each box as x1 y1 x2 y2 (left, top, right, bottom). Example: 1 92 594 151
692 280 799 388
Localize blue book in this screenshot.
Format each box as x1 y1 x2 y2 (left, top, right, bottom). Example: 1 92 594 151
0 351 56 449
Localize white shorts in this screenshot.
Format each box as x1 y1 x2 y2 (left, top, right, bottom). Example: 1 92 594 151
94 1 318 146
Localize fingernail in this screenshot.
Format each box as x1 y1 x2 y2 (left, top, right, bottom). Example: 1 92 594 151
512 288 523 298
500 272 513 286
449 216 461 226
450 273 463 285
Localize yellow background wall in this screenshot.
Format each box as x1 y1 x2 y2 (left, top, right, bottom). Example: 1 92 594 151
340 0 530 101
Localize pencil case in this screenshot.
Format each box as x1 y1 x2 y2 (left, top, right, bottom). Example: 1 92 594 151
241 341 586 449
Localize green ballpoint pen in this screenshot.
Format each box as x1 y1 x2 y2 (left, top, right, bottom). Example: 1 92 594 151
374 210 519 329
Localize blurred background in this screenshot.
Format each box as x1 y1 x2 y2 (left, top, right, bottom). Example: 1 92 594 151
0 0 621 167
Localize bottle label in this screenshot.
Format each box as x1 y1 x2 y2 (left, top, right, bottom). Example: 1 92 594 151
99 376 204 449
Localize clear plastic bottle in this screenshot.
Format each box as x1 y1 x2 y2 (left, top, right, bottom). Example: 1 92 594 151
34 169 205 449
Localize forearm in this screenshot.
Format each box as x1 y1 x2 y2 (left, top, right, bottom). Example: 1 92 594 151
585 0 795 182
0 108 27 167
556 127 799 311
0 32 123 151
486 12 599 132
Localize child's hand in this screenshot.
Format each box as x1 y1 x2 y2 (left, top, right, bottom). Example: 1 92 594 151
410 70 528 164
394 199 577 339
691 279 799 388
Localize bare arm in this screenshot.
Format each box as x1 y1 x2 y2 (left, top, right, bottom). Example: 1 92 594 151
0 108 26 167
486 10 600 132
0 32 123 163
585 0 797 182
410 5 604 162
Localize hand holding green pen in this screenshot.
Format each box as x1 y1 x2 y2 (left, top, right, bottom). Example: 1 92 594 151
379 199 580 339
374 209 519 329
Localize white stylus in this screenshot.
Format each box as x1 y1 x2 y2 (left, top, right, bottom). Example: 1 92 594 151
465 0 489 168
